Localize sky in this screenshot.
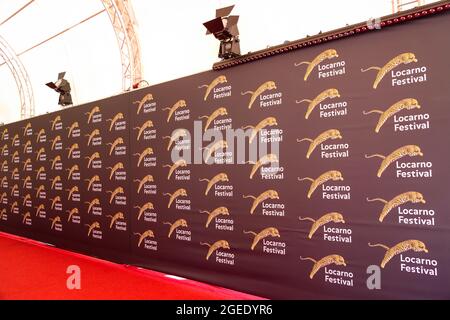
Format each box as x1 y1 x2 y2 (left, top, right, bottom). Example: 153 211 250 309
0 0 434 124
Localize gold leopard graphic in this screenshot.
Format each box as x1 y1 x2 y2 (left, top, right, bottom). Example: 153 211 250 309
107 162 124 180
66 165 79 180
243 190 279 214
134 93 153 115
163 129 188 151
10 150 19 162
85 198 100 214
365 145 423 178
66 186 79 200
50 135 61 150
50 196 61 210
66 122 79 138
22 194 31 206
134 202 154 221
367 192 426 222
134 230 155 247
85 152 100 168
106 187 124 204
1 159 9 172
35 166 45 179
0 208 6 220
36 129 45 142
22 176 31 189
22 193 31 206
50 115 62 131
85 129 100 146
295 49 339 81
299 170 344 199
1 144 7 155
22 212 31 224
361 53 418 89
85 222 100 237
50 176 61 190
134 175 154 193
199 173 229 196
299 213 345 239
163 189 187 209
133 147 154 167
10 184 18 196
11 134 19 146
1 160 7 171
163 100 187 123
22 122 32 136
22 158 31 171
35 147 45 161
369 240 428 268
296 88 341 119
106 112 124 131
199 107 228 132
163 159 187 180
35 204 45 216
200 240 230 260
11 168 19 179
198 75 227 101
246 154 279 179
85 175 100 191
243 117 278 143
298 129 342 159
49 216 61 230
106 212 124 229
66 143 79 159
35 185 45 198
66 208 79 222
85 106 101 124
1 128 8 140
163 219 188 238
300 255 347 279
134 120 154 141
241 81 277 109
244 228 280 250
23 140 31 153
50 156 61 170
11 201 18 213
200 207 229 228
363 98 421 133
201 140 228 163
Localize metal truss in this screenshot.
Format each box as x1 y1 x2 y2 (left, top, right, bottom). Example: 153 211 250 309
101 0 143 91
392 0 424 13
0 35 34 119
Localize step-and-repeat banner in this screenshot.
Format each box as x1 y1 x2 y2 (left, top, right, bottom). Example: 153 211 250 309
1 12 449 299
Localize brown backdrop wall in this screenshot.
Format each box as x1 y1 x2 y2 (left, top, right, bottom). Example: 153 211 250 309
1 11 449 299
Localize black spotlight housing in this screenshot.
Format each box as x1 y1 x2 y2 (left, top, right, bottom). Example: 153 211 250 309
204 5 241 60
46 72 73 107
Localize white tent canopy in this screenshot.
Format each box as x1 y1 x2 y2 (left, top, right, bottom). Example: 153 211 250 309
0 0 431 124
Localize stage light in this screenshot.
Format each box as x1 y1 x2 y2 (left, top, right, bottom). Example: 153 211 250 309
132 80 150 90
204 5 241 60
46 72 73 107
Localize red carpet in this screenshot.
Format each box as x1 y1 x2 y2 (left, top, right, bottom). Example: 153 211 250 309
0 232 261 300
